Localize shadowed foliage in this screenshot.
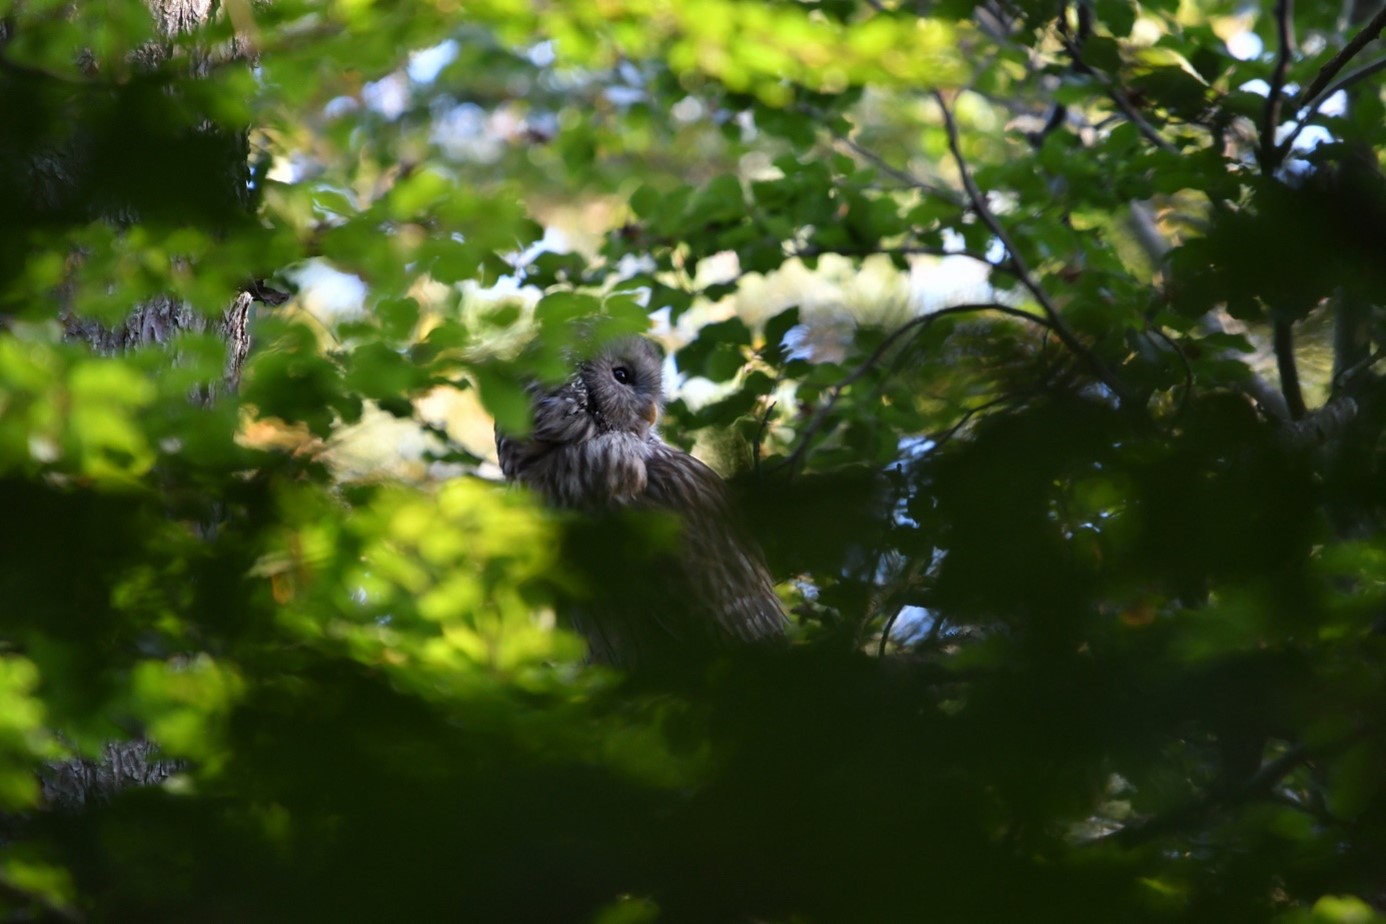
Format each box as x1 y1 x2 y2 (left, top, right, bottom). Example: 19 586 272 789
2 1 1386 922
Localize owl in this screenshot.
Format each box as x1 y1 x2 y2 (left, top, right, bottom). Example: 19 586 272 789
496 335 786 668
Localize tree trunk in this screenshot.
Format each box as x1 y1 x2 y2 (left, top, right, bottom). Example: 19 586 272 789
10 0 259 809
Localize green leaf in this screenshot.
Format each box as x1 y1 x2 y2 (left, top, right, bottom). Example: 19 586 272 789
376 297 420 342
1082 35 1122 72
344 342 430 402
686 174 746 226
536 292 604 327
676 317 752 378
474 364 531 434
763 306 801 360
1094 0 1137 37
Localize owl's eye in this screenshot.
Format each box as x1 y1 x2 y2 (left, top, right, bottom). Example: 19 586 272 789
612 366 633 385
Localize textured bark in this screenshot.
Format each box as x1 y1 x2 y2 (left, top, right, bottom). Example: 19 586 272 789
27 0 258 807
39 740 186 811
147 0 215 39
62 291 254 398
3 0 259 390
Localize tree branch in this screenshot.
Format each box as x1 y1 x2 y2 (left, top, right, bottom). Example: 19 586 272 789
793 242 1001 268
752 399 776 477
1191 312 1291 420
1099 726 1370 849
1053 34 1179 155
1147 326 1193 415
829 129 963 205
775 303 1052 471
1279 395 1361 450
1319 50 1386 98
925 391 1019 450
1273 318 1308 420
1260 0 1295 174
931 90 1133 405
1251 4 1309 423
1125 200 1171 267
1099 743 1312 848
1277 51 1386 163
1293 2 1386 111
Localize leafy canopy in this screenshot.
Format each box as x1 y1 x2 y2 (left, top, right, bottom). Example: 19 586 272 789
2 0 1386 921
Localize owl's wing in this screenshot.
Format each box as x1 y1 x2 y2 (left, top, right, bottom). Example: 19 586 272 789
643 444 787 647
495 383 593 482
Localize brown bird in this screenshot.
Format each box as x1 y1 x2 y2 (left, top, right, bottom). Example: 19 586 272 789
496 335 786 668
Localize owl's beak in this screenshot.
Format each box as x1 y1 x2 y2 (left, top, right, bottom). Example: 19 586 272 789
642 401 659 426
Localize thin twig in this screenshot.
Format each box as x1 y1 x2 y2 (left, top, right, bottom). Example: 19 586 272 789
1099 728 1368 848
775 303 1051 472
928 392 1018 450
752 400 776 477
833 133 923 188
1314 48 1386 100
830 132 963 204
1332 346 1385 391
874 552 933 656
1293 3 1386 111
932 90 1132 404
878 608 903 657
1100 744 1311 847
1197 312 1291 421
1054 34 1179 155
290 303 343 346
1260 0 1296 174
1277 52 1386 156
1146 326 1193 415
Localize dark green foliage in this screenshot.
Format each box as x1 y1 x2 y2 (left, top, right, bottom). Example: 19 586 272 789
3 1 1386 922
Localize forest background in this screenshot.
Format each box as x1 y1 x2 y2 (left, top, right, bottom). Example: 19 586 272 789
2 0 1386 921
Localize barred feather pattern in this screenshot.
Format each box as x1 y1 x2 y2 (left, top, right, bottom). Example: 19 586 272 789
495 336 786 668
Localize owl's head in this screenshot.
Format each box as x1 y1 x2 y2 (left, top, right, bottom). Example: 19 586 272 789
577 336 664 436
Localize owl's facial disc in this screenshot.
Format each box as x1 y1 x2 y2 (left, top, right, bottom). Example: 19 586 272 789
602 355 659 427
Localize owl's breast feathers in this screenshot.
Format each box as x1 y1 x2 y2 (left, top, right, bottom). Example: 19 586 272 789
497 432 784 644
